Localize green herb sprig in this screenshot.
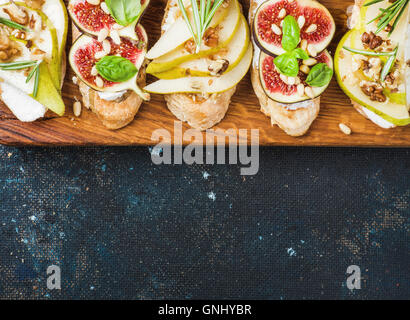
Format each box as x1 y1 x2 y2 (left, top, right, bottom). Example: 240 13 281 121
343 46 398 81
365 0 409 35
0 60 41 97
178 0 225 53
0 17 29 31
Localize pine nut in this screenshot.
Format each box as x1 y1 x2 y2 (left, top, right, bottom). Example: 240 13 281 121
287 77 296 85
300 65 310 74
279 74 288 84
110 29 121 44
91 65 98 76
100 1 110 14
303 58 317 66
102 39 111 53
339 123 352 135
295 77 301 85
97 28 108 42
297 16 305 29
94 50 107 59
278 8 286 19
300 39 308 51
304 86 315 99
86 0 100 5
73 101 81 117
297 84 305 96
305 24 317 33
95 76 104 88
307 44 317 57
271 24 282 36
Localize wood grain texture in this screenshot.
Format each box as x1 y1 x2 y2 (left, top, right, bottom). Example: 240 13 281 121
0 0 409 146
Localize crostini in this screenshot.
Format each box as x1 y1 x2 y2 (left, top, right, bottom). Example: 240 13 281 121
249 0 335 136
335 0 409 129
144 0 252 131
0 0 67 121
68 0 150 129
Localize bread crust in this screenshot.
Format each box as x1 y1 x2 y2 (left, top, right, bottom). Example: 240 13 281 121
72 24 144 130
160 0 237 131
248 0 320 136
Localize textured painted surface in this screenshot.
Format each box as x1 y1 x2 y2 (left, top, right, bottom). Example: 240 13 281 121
0 146 409 299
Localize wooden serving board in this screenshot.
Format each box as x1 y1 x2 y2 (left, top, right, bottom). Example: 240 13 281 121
0 0 409 146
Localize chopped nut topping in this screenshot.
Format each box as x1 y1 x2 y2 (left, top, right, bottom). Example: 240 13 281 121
360 81 386 102
361 32 383 50
3 4 29 25
184 39 196 54
208 59 229 76
0 27 21 61
203 27 219 47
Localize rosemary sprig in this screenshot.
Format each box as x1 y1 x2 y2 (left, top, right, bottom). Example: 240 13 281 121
0 17 29 31
380 46 397 81
0 60 41 97
177 0 225 53
366 0 409 35
343 46 398 82
342 46 396 56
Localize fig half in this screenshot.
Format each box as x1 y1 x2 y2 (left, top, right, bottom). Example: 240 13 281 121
259 49 333 104
69 24 149 99
253 0 335 56
68 0 150 40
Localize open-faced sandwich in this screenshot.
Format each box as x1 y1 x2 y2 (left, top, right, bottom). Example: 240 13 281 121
0 0 67 121
144 0 252 131
249 0 335 136
335 0 409 129
68 0 150 129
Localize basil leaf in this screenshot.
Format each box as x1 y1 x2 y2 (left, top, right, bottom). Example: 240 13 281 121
274 52 299 77
96 55 137 82
105 0 142 26
291 48 309 60
282 15 300 52
305 63 333 87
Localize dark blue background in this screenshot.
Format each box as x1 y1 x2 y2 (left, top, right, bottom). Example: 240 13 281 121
0 146 409 299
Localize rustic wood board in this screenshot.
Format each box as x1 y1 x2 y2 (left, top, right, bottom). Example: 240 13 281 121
0 0 409 146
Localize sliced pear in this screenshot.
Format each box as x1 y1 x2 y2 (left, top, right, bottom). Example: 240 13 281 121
146 0 232 60
144 43 252 94
335 30 410 126
0 81 46 121
35 62 65 116
152 15 249 79
41 0 68 87
38 9 60 90
147 0 241 75
2 2 61 89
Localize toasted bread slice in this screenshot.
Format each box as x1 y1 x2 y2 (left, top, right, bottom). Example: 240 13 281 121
160 0 237 131
249 0 320 136
72 25 145 130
